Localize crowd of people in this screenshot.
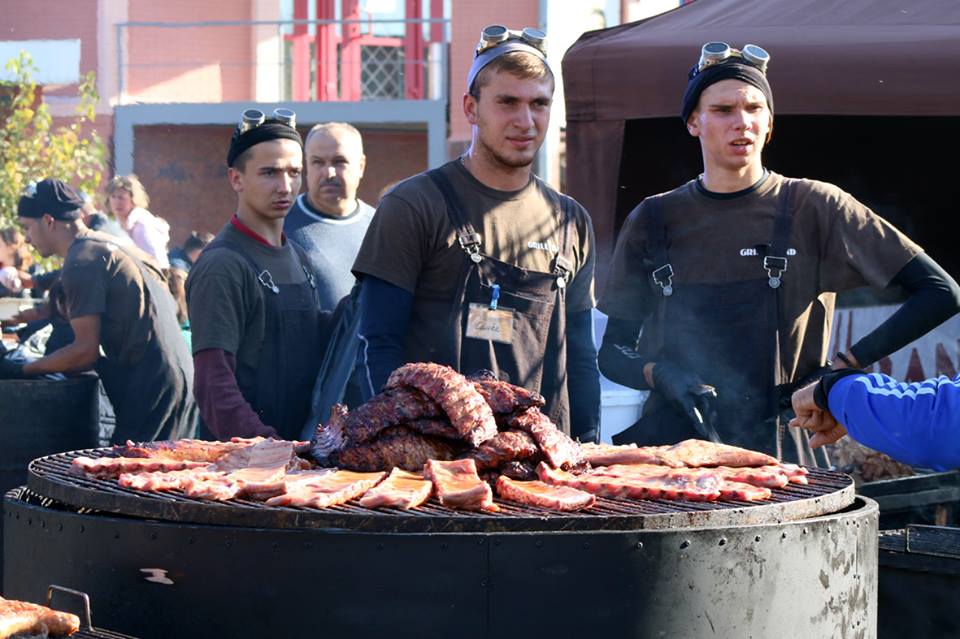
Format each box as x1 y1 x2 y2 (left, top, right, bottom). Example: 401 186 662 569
0 28 956 472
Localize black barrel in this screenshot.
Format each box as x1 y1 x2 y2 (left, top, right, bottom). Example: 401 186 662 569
0 376 100 586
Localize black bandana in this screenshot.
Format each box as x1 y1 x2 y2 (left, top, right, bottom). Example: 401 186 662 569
226 119 303 167
17 178 84 220
681 62 774 124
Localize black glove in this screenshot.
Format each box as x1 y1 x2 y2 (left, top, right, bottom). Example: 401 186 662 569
651 361 712 425
0 357 27 379
779 363 834 410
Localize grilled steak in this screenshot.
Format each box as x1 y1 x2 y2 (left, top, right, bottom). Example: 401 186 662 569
468 370 545 413
72 456 209 478
335 426 463 472
658 439 778 468
424 458 498 512
495 476 596 511
508 409 581 470
358 468 433 509
265 470 385 509
0 596 80 639
386 363 497 447
462 430 538 471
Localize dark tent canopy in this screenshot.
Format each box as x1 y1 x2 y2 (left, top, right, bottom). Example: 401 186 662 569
562 0 960 281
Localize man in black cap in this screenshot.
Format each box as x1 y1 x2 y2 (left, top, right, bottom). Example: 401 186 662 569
352 25 600 442
186 109 327 441
7 178 197 443
597 42 960 461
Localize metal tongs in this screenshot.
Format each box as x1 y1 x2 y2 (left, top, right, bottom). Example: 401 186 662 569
690 384 723 444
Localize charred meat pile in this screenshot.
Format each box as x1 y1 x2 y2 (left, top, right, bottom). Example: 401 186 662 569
309 363 581 479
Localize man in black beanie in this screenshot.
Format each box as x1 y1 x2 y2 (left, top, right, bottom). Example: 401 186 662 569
597 43 960 462
186 110 328 441
9 178 198 443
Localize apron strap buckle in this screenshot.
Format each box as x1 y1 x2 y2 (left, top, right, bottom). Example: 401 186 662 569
652 263 674 296
258 269 281 294
458 231 483 263
302 265 316 289
554 255 573 288
763 256 787 289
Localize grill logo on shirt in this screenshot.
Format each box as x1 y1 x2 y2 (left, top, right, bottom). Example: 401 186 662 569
528 240 559 253
740 247 797 256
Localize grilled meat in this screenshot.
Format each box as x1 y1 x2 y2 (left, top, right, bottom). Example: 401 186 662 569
116 437 266 462
461 430 538 471
495 476 596 511
778 462 810 484
386 363 497 447
72 456 209 478
718 480 772 501
468 370 545 414
508 409 581 470
335 427 464 472
424 458 498 512
0 596 80 639
265 470 385 509
658 439 778 468
579 443 672 467
540 462 723 502
358 468 433 509
497 459 539 481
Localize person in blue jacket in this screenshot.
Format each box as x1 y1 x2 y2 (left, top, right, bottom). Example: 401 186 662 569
790 369 960 470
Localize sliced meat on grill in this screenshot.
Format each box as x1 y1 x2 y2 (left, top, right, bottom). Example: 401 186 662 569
468 370 545 414
508 409 581 470
72 456 210 478
423 458 498 512
386 363 497 447
213 440 299 472
265 469 385 509
719 480 772 501
579 443 673 467
180 473 245 500
118 468 217 492
462 430 539 471
0 596 81 638
657 439 778 468
714 465 790 489
497 459 538 481
358 468 433 509
778 463 810 484
116 437 266 462
539 462 723 502
335 426 464 472
495 476 596 511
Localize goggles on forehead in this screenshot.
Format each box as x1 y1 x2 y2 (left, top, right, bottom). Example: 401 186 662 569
475 24 547 57
236 107 297 134
696 42 770 75
23 182 38 198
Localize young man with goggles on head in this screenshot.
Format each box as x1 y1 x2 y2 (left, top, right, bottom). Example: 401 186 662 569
352 25 601 443
597 42 960 462
186 108 330 441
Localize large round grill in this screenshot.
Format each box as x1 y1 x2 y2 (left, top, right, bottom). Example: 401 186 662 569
27 448 854 532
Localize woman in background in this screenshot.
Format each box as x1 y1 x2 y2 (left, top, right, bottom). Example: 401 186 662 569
0 227 34 296
106 174 171 267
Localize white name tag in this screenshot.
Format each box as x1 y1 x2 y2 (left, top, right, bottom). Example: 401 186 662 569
465 303 515 344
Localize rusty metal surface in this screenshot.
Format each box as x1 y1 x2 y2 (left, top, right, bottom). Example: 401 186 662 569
26 449 855 533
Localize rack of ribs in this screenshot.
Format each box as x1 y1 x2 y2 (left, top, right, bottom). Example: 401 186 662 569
657 439 778 468
508 409 582 470
495 476 596 511
386 363 497 447
538 462 723 502
115 437 267 462
334 426 464 472
265 470 385 509
585 464 774 502
468 370 545 414
0 596 81 639
72 456 210 478
462 430 539 471
579 443 673 467
358 468 433 509
424 459 498 512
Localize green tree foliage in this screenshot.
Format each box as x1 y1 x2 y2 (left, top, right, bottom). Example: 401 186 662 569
0 51 107 231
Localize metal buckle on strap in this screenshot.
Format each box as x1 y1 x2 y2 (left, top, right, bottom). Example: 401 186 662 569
652 263 674 296
258 269 280 294
764 256 787 289
458 231 483 263
554 255 573 289
302 265 316 289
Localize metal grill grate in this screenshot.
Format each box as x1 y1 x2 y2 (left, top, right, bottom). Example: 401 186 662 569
74 629 139 639
27 449 855 533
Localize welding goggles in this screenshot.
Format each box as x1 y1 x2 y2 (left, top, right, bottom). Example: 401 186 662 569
237 107 297 134
696 42 770 75
475 24 547 57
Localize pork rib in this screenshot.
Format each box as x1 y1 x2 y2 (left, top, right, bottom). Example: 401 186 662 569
658 439 778 468
358 468 433 509
468 370 545 413
714 465 790 489
498 459 539 481
462 430 538 471
72 456 209 478
265 470 385 509
579 443 672 467
115 438 265 462
778 462 810 485
719 480 772 501
335 426 463 472
539 462 722 502
495 476 595 511
386 363 497 447
508 409 581 469
423 458 498 512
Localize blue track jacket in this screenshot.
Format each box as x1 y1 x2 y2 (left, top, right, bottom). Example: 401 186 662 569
828 373 960 470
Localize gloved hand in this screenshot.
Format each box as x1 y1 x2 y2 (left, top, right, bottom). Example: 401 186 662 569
651 361 711 425
779 363 834 410
0 357 27 379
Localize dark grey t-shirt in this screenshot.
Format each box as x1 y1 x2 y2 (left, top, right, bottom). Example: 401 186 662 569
186 220 308 369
